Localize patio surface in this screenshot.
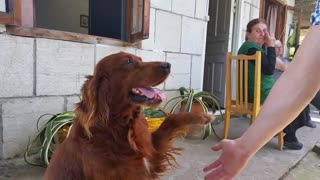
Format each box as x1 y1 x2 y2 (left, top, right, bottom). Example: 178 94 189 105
1 110 320 180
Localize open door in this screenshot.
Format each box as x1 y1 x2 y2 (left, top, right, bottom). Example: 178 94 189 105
203 0 232 107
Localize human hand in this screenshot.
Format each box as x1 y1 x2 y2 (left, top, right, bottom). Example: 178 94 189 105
203 139 251 180
264 32 275 47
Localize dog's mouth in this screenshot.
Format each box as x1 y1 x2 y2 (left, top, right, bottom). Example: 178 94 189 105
128 87 165 104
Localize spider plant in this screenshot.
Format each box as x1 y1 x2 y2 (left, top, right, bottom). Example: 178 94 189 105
24 111 75 167
163 87 222 139
24 108 168 167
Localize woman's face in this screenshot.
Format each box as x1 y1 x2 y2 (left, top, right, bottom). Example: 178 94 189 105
275 43 283 56
247 23 267 46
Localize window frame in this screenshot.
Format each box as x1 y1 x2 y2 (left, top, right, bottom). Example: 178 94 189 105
126 0 150 43
0 0 150 45
0 0 22 26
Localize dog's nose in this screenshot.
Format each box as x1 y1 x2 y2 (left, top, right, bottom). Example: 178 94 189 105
160 62 171 74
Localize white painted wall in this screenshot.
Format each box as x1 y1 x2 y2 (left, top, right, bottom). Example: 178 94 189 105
0 0 210 159
232 0 261 54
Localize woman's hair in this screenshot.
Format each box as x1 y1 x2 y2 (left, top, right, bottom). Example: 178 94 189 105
246 18 266 33
275 40 282 47
245 18 266 40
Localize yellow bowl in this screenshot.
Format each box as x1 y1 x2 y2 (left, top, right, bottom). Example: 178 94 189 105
146 117 166 132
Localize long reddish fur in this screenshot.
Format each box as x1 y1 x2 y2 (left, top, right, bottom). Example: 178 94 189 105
44 52 212 180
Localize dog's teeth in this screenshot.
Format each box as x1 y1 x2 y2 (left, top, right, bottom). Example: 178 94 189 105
154 94 160 99
132 88 139 93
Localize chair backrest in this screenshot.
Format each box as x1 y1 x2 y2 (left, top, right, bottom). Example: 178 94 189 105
225 51 261 119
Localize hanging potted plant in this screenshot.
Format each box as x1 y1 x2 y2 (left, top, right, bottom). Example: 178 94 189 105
163 87 222 139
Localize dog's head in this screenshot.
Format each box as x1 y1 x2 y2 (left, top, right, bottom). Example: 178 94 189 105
77 52 171 137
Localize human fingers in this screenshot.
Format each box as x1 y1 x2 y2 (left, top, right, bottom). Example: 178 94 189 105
203 159 222 172
264 31 270 38
211 141 224 151
204 165 225 180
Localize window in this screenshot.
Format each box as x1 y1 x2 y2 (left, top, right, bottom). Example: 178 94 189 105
0 0 150 43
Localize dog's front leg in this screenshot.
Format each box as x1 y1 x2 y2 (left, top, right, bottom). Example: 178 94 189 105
152 112 212 148
150 112 212 173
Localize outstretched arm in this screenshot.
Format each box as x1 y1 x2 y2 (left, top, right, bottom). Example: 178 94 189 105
240 25 320 156
204 25 320 179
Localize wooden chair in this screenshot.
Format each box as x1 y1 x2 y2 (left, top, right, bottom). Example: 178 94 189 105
224 51 284 150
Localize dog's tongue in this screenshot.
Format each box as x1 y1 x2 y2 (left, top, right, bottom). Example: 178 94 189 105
137 88 166 100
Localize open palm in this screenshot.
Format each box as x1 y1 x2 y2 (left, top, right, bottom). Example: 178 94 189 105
203 139 250 180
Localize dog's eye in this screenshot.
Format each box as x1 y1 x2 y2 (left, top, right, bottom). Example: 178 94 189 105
127 59 134 64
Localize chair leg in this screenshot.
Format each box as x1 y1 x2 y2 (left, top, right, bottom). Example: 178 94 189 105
278 131 284 150
249 115 254 125
223 110 231 139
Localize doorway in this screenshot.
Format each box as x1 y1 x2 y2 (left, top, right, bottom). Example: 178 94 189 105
203 0 232 107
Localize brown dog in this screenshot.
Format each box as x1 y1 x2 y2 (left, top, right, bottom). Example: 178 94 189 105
44 52 212 180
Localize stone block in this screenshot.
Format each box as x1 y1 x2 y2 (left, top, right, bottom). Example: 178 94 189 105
155 11 181 52
95 45 136 62
250 6 260 19
136 49 165 62
0 0 5 11
195 0 209 19
160 90 181 111
141 8 156 50
0 25 5 32
165 74 190 90
66 96 81 111
1 97 64 158
166 53 191 74
191 55 204 90
36 38 95 96
253 0 260 7
0 35 34 98
150 0 172 11
181 17 206 54
172 0 195 17
242 2 251 26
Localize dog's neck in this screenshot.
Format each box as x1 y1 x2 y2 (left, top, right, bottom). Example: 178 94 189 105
109 104 142 120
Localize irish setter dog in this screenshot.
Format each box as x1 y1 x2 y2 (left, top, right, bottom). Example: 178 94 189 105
44 52 212 180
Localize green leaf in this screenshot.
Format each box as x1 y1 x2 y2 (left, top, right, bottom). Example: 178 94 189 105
164 87 225 140
202 123 212 139
25 111 75 167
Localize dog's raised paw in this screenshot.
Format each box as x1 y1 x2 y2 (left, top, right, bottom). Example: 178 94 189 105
187 112 214 125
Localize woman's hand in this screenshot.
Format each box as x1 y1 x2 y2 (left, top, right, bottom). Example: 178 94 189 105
275 57 288 72
264 32 275 47
203 139 251 180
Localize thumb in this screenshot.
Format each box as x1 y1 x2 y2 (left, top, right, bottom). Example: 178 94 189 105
211 141 224 151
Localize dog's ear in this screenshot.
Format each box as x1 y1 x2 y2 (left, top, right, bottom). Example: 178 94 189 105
94 75 110 126
77 75 110 138
77 75 95 137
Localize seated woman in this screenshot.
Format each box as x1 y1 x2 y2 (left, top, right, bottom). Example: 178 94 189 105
237 18 307 150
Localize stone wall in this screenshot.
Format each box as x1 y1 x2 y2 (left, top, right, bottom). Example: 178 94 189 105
0 0 209 158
